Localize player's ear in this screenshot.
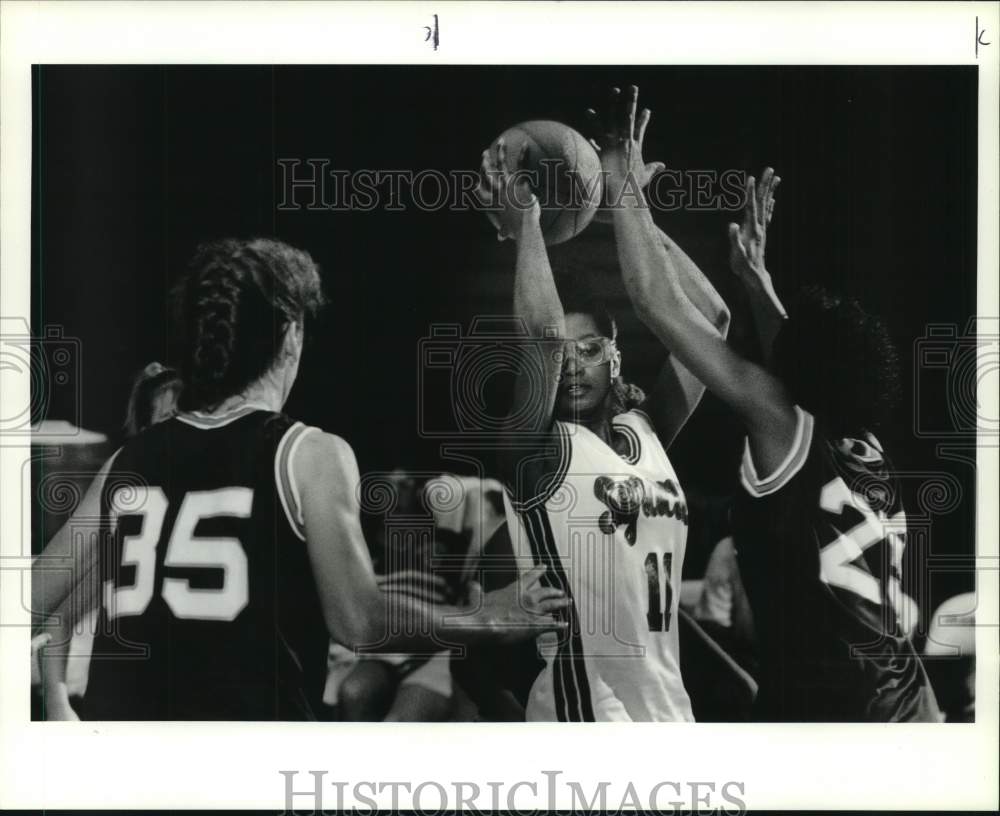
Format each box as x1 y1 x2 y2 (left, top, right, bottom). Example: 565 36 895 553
282 320 304 361
610 348 622 379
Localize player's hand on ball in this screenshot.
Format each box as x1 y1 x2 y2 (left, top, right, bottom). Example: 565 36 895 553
472 565 569 643
475 137 541 241
585 85 662 201
728 167 779 287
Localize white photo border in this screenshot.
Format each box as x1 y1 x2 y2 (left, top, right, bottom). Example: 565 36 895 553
1 1 997 811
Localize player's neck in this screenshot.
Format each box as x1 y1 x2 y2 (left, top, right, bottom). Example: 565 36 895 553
201 376 285 416
580 408 614 445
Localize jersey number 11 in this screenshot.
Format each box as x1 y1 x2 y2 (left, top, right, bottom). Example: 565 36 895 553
645 552 674 632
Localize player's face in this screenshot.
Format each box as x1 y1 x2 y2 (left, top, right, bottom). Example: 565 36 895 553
555 312 614 421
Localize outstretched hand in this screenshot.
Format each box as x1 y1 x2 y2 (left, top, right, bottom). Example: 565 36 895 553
469 564 569 644
728 167 780 288
475 138 541 242
585 85 664 203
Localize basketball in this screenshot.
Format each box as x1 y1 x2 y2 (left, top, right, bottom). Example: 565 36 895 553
489 120 603 245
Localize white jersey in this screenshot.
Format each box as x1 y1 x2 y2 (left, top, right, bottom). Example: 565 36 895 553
504 409 694 722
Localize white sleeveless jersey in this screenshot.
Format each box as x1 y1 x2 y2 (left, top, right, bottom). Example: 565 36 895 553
504 409 694 721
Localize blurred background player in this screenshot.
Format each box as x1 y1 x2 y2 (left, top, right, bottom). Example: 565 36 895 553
31 238 568 720
475 101 731 720
321 471 509 721
123 362 183 437
603 84 940 721
35 362 182 719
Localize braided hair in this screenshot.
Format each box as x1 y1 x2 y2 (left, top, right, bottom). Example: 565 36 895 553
171 238 325 411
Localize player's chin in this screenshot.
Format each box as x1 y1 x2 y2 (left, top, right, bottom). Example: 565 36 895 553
555 388 600 420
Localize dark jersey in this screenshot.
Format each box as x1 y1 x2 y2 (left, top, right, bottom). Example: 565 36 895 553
84 406 327 720
733 407 941 722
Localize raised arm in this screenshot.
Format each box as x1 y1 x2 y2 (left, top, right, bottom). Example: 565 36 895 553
729 167 788 365
593 86 798 476
587 91 730 448
294 431 568 652
475 140 566 503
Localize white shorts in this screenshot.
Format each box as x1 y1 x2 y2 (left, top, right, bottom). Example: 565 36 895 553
322 642 452 706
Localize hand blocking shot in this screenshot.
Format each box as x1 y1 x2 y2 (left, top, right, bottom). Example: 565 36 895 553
473 85 942 723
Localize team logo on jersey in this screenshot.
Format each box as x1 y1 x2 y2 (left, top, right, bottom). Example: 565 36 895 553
594 474 688 544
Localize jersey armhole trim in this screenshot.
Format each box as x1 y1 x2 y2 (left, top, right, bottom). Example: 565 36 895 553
507 422 572 513
275 422 317 541
739 406 814 497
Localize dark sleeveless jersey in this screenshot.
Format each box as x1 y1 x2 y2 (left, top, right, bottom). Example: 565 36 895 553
733 407 942 722
84 406 328 720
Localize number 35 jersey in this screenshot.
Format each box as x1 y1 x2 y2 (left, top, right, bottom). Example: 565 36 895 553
733 406 941 722
504 409 694 722
85 406 327 720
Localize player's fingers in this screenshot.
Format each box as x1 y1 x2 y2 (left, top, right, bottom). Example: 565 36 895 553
480 149 497 182
728 223 750 263
529 586 568 604
767 176 781 223
518 142 530 170
608 86 621 135
466 580 483 607
584 107 603 140
31 632 53 652
497 138 509 176
534 614 569 633
534 596 572 614
588 137 602 154
746 175 758 227
645 161 665 178
519 564 549 590
636 107 651 143
757 167 773 217
626 85 639 140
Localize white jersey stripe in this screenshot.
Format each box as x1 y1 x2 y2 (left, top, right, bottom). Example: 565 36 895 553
274 422 313 541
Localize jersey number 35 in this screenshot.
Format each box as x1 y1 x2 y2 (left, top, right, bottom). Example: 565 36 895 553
105 486 252 623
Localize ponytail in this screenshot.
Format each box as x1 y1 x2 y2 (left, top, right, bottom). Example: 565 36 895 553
609 376 646 416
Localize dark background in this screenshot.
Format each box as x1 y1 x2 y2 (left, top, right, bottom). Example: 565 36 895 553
31 65 978 609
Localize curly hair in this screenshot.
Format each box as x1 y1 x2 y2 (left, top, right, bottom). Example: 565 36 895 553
171 237 326 411
772 285 901 438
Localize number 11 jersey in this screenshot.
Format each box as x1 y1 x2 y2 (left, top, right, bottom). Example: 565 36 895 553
85 406 327 720
504 409 694 722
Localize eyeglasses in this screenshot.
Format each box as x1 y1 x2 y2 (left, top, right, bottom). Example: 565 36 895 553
562 337 617 368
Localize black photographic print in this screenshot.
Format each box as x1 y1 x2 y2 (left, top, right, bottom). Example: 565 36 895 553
4 3 998 814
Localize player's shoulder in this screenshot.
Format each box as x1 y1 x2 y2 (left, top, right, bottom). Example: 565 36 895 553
613 406 664 445
739 405 819 499
290 427 359 489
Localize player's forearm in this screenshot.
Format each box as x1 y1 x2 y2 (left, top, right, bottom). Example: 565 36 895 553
653 224 730 338
613 198 713 344
740 270 787 365
356 594 495 653
513 218 565 338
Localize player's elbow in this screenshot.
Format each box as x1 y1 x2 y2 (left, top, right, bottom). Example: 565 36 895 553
523 312 565 340
327 595 385 651
715 303 732 337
